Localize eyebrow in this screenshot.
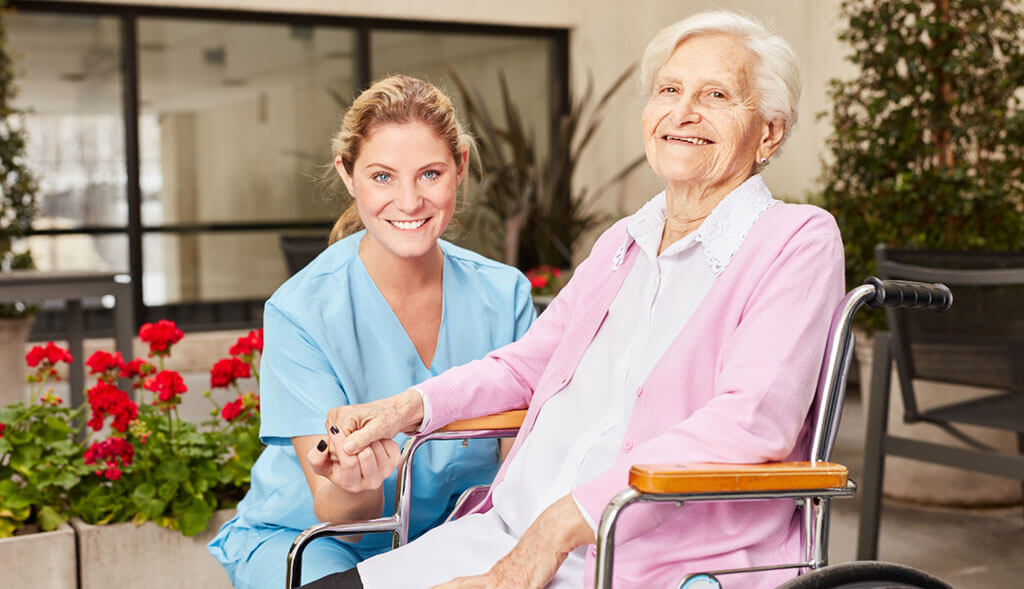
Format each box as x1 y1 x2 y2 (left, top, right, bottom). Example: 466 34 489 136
363 161 450 173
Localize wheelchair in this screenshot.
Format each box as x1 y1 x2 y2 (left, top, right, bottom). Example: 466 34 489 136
286 277 955 588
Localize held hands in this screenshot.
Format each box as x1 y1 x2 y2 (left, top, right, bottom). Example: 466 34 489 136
307 432 400 493
307 389 425 493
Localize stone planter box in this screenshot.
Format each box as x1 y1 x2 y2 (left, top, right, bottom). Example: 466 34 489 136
73 509 234 589
0 523 77 589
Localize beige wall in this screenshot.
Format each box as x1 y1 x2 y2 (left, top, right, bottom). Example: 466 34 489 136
35 0 855 261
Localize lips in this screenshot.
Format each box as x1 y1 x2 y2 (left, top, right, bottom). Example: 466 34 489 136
663 134 713 145
388 218 428 230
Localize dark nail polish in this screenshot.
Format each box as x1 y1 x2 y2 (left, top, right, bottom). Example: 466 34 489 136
330 425 340 435
316 439 327 452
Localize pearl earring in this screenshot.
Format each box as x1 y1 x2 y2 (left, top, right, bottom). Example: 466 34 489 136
759 157 768 165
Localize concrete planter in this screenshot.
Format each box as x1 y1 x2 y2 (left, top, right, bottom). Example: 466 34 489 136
0 523 77 589
73 509 234 589
854 333 1021 506
0 315 35 406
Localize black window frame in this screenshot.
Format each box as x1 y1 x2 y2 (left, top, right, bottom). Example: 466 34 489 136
10 1 569 338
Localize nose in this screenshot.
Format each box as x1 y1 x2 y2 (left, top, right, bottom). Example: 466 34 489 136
393 182 422 214
671 94 701 125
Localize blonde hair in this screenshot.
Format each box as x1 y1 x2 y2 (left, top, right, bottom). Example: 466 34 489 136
639 10 802 147
328 74 473 244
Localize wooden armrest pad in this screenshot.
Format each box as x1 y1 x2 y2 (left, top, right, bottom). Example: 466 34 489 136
438 409 527 432
628 461 848 494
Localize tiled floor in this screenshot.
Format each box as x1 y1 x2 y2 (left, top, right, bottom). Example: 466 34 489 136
828 393 1024 588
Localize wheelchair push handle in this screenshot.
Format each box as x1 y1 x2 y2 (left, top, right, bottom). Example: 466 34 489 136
863 277 953 312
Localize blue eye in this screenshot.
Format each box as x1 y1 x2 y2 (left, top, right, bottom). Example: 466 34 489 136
371 172 391 183
422 170 441 180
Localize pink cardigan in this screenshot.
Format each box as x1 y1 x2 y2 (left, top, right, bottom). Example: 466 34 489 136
417 201 845 588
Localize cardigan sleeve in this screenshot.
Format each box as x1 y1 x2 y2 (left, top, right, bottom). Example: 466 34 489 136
571 220 846 542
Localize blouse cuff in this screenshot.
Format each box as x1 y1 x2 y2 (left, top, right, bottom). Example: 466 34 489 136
412 387 432 433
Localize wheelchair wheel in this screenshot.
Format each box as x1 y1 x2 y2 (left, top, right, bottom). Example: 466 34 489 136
775 561 953 589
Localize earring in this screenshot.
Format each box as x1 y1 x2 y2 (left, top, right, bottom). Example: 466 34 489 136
759 157 768 165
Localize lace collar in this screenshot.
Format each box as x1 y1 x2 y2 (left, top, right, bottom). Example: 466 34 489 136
618 174 777 275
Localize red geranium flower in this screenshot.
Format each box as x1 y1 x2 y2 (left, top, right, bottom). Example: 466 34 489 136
0 423 5 438
210 357 251 389
84 437 134 481
119 357 155 381
144 370 188 406
86 350 125 378
221 392 259 423
138 319 184 356
86 381 139 432
26 342 73 368
229 329 264 358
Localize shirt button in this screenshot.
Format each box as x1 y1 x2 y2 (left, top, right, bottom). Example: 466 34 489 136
623 441 634 451
589 546 598 556
636 387 644 397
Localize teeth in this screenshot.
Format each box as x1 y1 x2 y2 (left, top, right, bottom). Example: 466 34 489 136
667 135 710 145
390 219 427 230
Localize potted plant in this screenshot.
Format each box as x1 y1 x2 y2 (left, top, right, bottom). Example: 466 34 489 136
0 0 41 406
0 343 78 587
819 0 1024 306
70 322 262 588
448 66 646 273
818 0 1024 504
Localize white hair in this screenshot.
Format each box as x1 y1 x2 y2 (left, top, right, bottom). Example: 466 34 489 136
639 10 802 143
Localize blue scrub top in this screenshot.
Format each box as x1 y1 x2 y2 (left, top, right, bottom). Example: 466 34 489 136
209 231 535 575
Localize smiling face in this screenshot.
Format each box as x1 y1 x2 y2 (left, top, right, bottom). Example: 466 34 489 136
642 33 785 195
336 121 466 266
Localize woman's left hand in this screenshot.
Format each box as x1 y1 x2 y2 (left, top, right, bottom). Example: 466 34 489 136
433 495 595 589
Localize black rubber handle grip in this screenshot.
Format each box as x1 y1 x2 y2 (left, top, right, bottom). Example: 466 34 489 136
864 277 953 312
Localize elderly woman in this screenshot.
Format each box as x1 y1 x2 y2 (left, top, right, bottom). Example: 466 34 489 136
307 10 844 589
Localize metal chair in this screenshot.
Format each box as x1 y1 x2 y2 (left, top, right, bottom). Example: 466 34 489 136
857 245 1024 560
286 277 953 588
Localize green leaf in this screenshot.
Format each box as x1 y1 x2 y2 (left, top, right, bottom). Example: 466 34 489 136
37 505 66 531
131 483 166 519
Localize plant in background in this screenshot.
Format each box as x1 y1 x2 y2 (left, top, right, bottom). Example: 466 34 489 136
524 265 567 297
0 342 81 537
0 0 40 317
70 320 263 537
205 328 263 505
819 0 1024 309
449 66 646 270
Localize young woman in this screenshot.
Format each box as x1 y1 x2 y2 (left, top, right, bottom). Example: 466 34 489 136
208 74 535 588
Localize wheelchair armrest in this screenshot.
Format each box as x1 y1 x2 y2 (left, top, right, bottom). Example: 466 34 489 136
437 409 527 432
627 461 849 494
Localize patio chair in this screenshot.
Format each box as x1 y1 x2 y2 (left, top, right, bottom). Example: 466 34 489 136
280 233 330 276
286 277 954 588
857 245 1024 560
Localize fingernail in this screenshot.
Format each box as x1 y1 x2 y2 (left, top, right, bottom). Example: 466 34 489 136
343 441 356 454
316 439 327 452
330 425 340 435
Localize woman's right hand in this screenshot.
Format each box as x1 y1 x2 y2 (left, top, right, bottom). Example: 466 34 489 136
307 435 401 493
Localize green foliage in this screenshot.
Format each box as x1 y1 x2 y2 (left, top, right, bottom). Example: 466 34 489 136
449 67 646 270
819 0 1024 299
0 1 39 318
0 3 38 271
0 371 87 537
70 405 224 536
1 329 265 539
